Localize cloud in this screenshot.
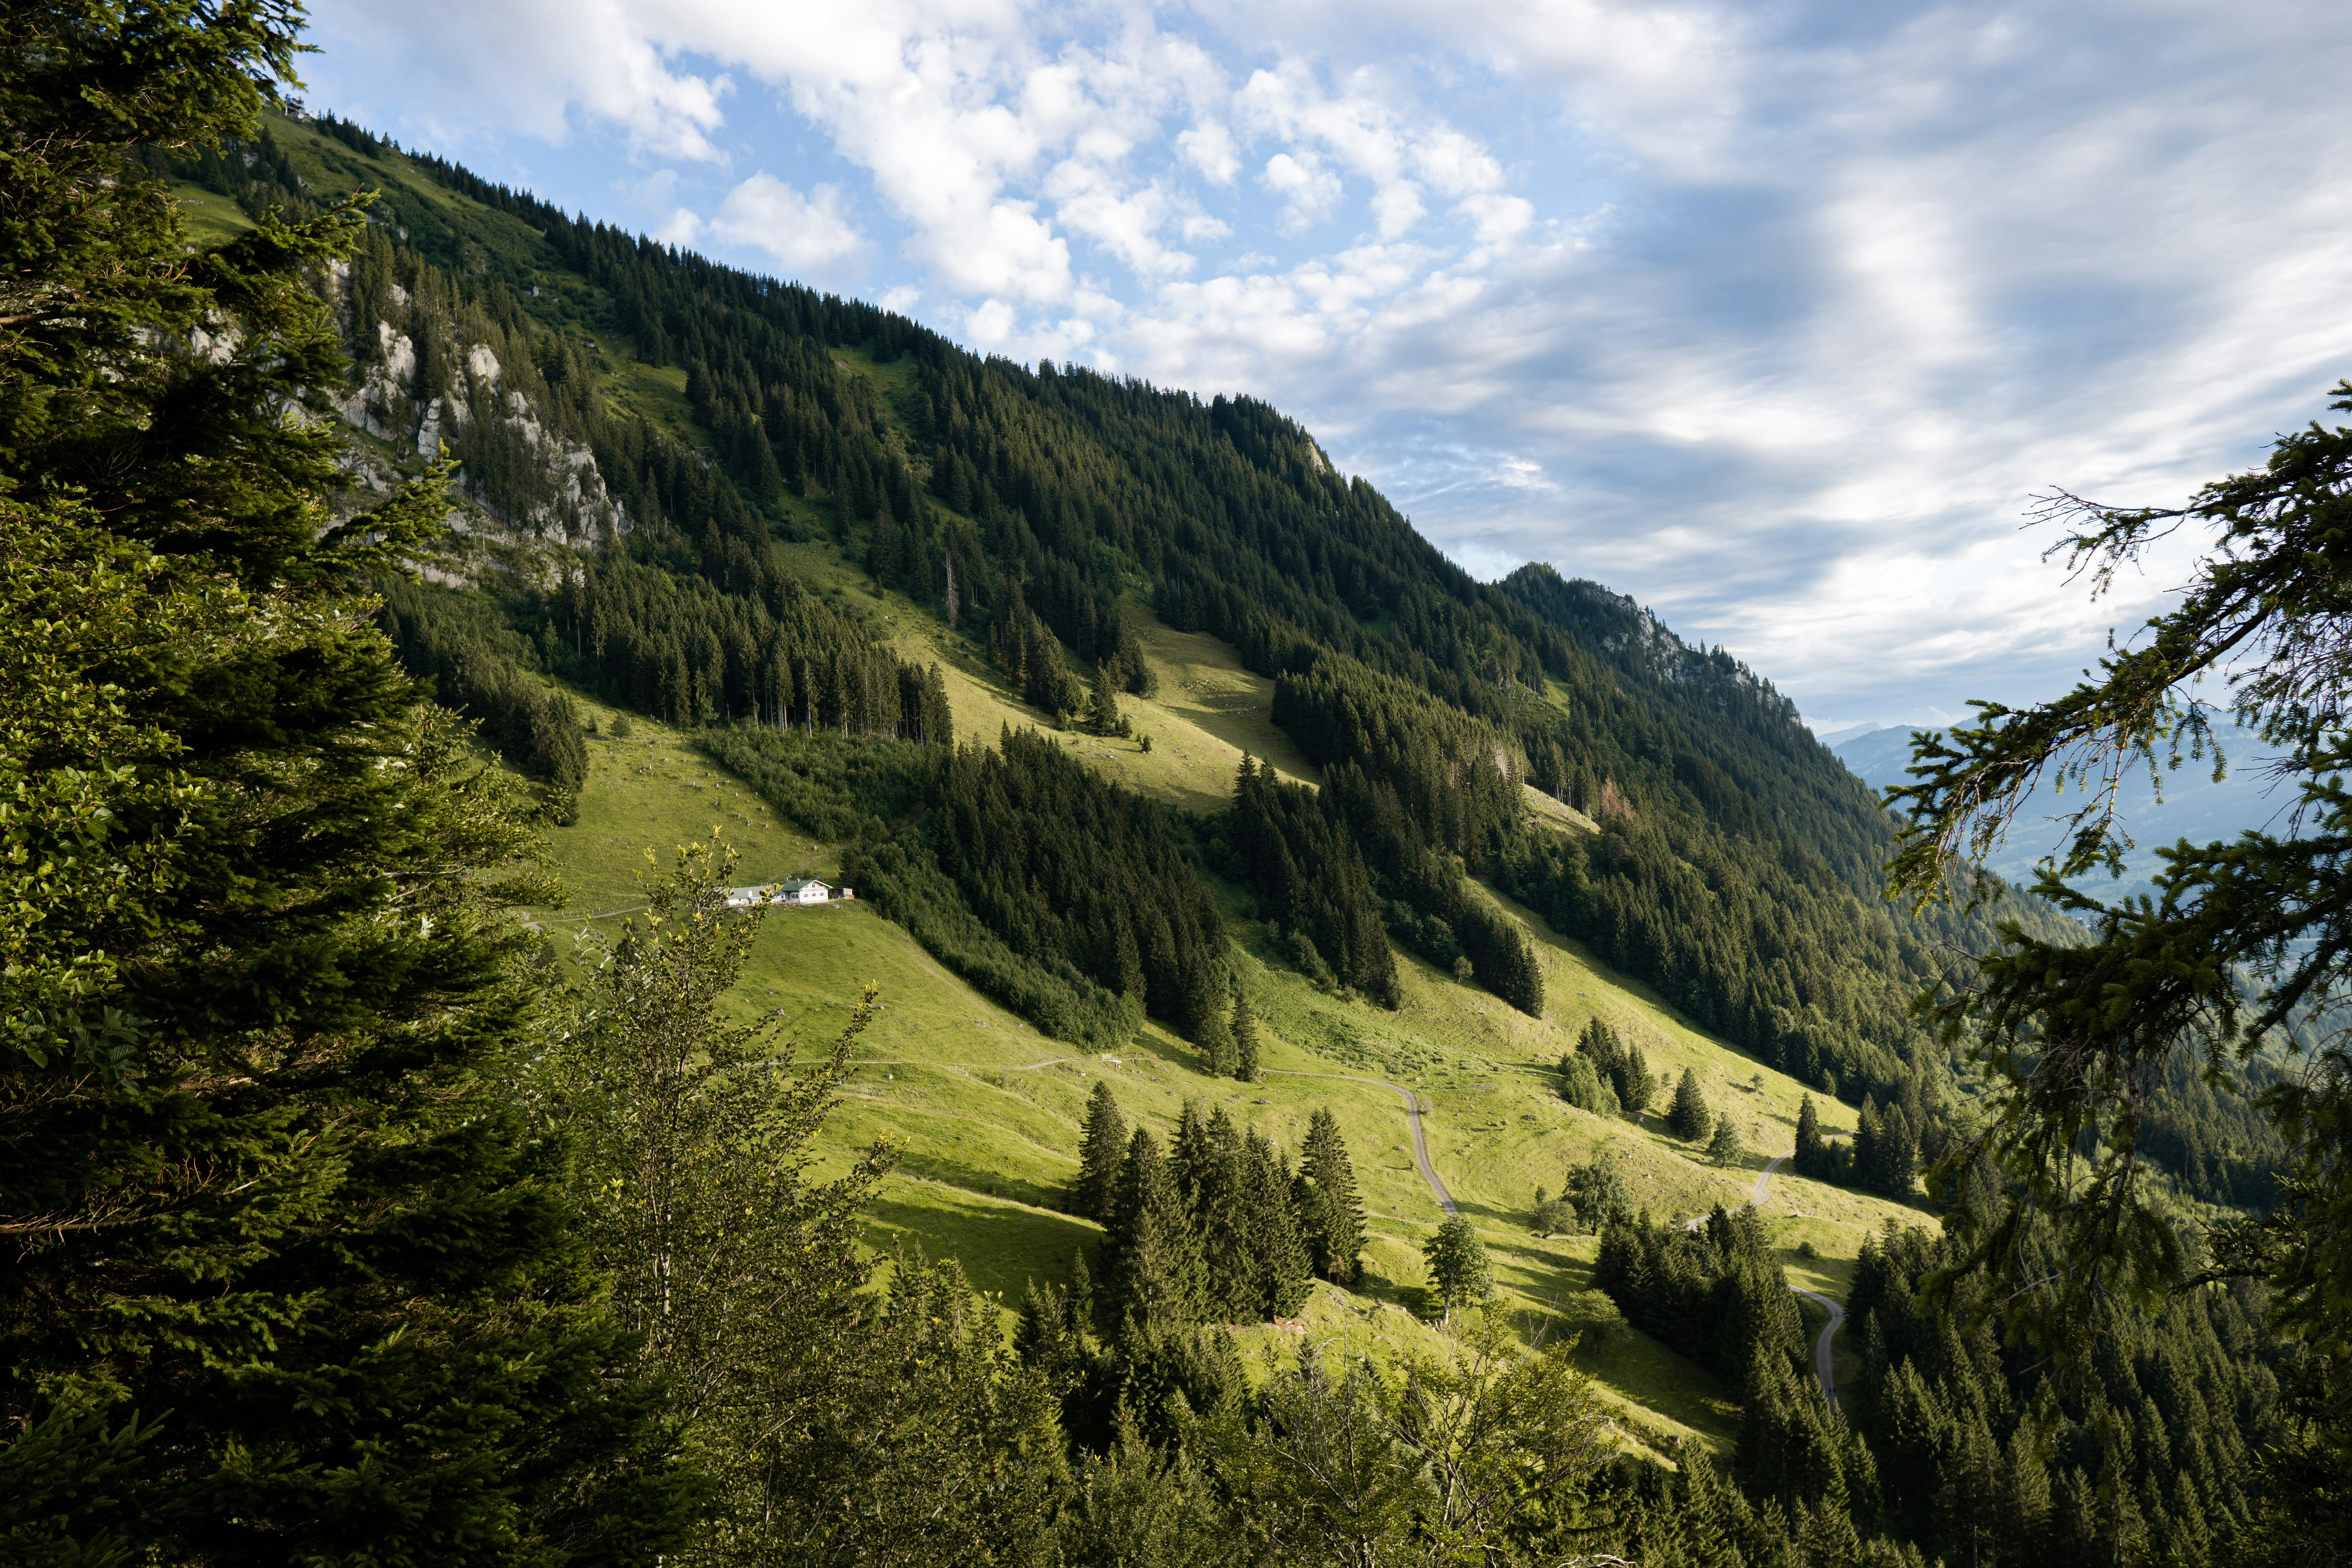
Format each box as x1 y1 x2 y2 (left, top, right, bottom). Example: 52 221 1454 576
1261 152 1343 231
707 174 864 271
298 0 2352 725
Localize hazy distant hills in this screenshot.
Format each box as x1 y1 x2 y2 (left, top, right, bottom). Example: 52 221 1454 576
1831 720 2297 899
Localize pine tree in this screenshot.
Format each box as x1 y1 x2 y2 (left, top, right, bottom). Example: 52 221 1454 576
1707 1111 1746 1166
1422 1215 1493 1322
1795 1092 1827 1178
1232 989 1261 1082
1669 1068 1713 1141
1296 1107 1366 1283
0 14 681 1555
1107 1128 1209 1325
1245 1130 1314 1318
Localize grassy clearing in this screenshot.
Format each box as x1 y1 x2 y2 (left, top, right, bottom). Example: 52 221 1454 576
510 418 1918 1459
173 182 255 247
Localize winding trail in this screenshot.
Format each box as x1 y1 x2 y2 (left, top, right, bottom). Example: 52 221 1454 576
1264 1069 1457 1217
1687 1140 1846 1406
1791 1289 1845 1409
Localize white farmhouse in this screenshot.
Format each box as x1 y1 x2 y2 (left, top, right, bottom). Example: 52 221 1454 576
722 879 833 907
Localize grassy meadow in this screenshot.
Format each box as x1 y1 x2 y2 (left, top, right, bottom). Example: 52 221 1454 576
526 586 1922 1457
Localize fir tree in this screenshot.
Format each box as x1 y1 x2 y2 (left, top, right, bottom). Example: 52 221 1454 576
1069 1246 1097 1332
1296 1107 1366 1283
1076 1081 1130 1223
0 14 681 1555
1232 988 1261 1082
1107 1128 1209 1325
1086 660 1123 735
1795 1092 1828 1178
1669 1068 1713 1141
1707 1111 1746 1167
1244 1130 1314 1318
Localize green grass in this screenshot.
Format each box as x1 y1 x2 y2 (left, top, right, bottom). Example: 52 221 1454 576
529 609 1924 1454
399 236 1917 1455
172 182 254 248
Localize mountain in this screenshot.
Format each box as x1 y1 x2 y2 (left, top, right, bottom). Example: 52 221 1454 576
1836 720 2295 899
79 102 2291 1564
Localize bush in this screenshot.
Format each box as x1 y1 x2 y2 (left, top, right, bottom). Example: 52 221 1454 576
1530 1187 1575 1235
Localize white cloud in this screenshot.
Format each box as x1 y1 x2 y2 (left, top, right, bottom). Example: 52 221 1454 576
1176 120 1241 184
300 0 2352 722
707 174 864 271
1262 152 1343 231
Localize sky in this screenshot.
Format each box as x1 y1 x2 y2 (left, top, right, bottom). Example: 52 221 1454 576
296 0 2352 731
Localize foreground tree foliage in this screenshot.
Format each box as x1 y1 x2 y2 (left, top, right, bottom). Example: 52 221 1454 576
0 3 682 1558
1891 383 2352 1558
555 844 1064 1563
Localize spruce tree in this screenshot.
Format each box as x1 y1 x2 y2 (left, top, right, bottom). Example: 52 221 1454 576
1187 963 1237 1069
1232 988 1261 1082
1707 1111 1746 1167
1191 1108 1256 1321
1107 1129 1209 1325
1087 660 1122 735
1070 1246 1097 1330
1669 1068 1713 1141
1296 1107 1367 1283
1795 1092 1827 1178
1245 1130 1314 1318
1076 1081 1130 1222
0 11 678 1555
1853 1094 1884 1189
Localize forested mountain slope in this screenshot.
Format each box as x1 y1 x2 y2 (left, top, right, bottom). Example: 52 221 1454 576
81 102 2301 1566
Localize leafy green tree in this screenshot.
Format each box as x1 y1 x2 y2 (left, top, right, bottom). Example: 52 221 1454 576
1423 1215 1493 1321
1232 987 1261 1082
1296 1107 1367 1283
1558 1050 1620 1116
1207 1318 1612 1564
1074 1080 1129 1222
1530 1187 1575 1235
1575 1018 1653 1116
1562 1159 1634 1233
1669 1067 1713 1140
555 840 906 1551
0 8 677 1557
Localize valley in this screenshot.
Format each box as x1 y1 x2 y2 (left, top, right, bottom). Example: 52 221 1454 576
9 41 2314 1560
529 580 1925 1459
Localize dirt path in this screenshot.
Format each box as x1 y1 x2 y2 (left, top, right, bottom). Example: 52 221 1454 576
1792 1288 1844 1407
1264 1069 1457 1218
1685 1138 1846 1405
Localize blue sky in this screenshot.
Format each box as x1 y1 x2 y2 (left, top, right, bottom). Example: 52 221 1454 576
298 0 2352 731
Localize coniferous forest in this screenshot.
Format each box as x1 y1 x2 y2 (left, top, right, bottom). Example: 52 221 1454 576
4 6 2347 1566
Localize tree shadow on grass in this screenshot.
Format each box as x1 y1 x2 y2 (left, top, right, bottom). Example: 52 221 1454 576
860 1183 1101 1305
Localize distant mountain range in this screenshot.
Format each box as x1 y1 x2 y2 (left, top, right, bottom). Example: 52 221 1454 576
1832 720 2297 899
